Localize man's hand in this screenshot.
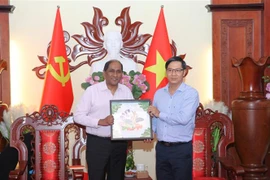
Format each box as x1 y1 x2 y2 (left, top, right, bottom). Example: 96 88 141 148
98 115 114 126
148 105 160 118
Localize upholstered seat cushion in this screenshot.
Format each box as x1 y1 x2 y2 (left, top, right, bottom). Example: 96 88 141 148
193 128 225 180
193 128 207 177
40 130 60 179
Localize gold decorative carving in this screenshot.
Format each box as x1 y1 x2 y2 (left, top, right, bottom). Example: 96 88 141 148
193 140 205 153
193 158 205 171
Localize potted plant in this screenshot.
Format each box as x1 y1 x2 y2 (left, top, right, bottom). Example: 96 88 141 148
125 147 135 172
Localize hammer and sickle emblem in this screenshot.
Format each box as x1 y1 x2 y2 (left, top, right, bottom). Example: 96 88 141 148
46 56 70 87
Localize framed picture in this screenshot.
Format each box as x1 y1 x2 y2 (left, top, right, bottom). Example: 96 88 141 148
110 99 152 140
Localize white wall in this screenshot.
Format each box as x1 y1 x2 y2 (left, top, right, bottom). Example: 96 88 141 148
9 0 212 179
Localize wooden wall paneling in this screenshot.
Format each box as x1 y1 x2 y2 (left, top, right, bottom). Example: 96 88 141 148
212 11 262 108
0 1 14 106
0 1 15 151
0 12 10 106
208 1 270 178
211 0 262 5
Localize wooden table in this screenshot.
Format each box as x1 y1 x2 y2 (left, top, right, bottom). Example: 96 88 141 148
124 176 152 180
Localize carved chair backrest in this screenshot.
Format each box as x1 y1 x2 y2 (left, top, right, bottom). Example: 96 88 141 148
0 102 8 151
193 103 234 178
9 105 86 180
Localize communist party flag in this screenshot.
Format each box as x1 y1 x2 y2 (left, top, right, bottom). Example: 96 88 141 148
140 7 172 101
40 7 74 113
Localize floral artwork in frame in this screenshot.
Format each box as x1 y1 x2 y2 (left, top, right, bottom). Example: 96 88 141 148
110 99 152 140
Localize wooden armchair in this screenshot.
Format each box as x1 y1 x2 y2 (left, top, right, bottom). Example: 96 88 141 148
8 105 86 180
0 101 8 151
193 103 234 180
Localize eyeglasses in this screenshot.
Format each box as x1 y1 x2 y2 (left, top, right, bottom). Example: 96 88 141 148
166 68 184 74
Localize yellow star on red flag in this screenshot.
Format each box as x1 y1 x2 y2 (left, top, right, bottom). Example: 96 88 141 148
145 51 167 88
140 7 172 101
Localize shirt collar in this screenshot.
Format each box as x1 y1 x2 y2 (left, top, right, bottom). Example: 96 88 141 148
100 81 122 91
164 82 186 92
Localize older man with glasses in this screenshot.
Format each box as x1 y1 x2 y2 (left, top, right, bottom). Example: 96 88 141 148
74 60 134 180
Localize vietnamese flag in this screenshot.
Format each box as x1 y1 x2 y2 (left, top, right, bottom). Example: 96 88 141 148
40 7 74 113
140 6 172 101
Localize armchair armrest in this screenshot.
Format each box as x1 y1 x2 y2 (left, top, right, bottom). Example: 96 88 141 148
9 160 28 180
72 169 84 179
68 165 84 180
218 157 244 180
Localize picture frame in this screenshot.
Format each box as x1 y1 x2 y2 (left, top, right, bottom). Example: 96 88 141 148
110 99 152 140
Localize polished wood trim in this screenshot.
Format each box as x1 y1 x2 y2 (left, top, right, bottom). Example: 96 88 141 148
206 3 264 12
264 0 270 56
0 59 7 74
0 5 15 13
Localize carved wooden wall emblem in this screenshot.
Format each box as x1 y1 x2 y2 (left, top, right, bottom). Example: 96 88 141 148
33 7 184 79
